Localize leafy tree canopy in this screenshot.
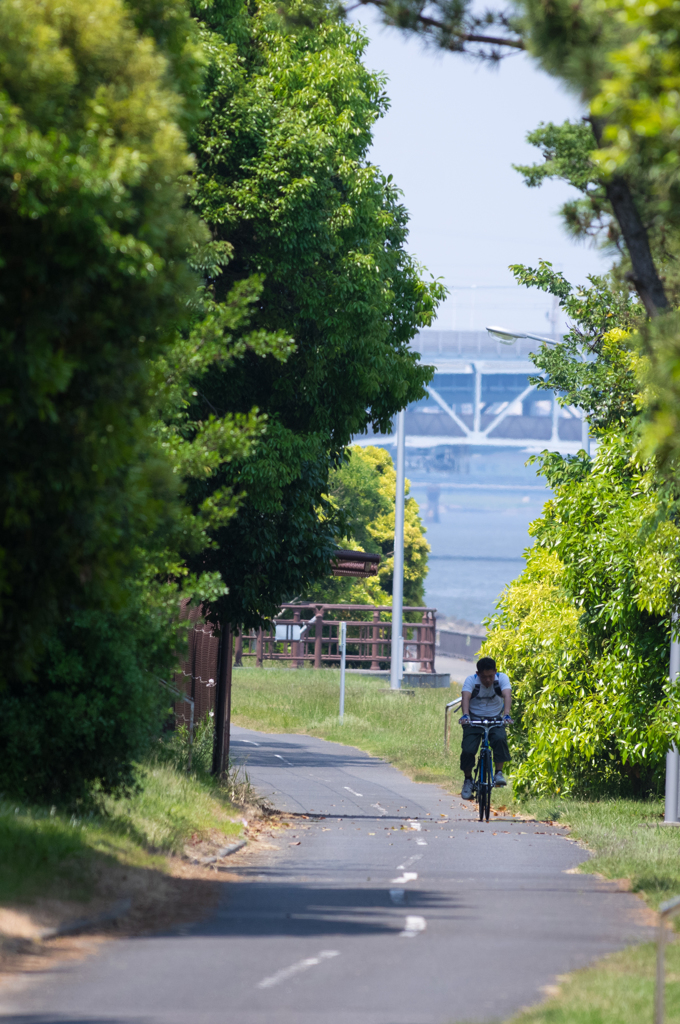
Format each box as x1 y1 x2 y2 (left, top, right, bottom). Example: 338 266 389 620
305 445 429 607
484 428 680 796
180 0 443 629
0 0 206 686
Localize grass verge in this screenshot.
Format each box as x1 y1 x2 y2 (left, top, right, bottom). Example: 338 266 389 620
231 665 466 790
511 795 680 909
505 940 680 1024
0 717 252 979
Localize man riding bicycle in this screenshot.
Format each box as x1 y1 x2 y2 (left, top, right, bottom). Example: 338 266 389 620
459 656 512 801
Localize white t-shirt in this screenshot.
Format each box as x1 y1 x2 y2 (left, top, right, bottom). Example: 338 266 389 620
462 672 511 719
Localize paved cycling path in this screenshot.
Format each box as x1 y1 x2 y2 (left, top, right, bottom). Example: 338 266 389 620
1 726 654 1024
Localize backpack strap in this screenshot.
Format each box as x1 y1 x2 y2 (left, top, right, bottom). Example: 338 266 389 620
470 676 503 700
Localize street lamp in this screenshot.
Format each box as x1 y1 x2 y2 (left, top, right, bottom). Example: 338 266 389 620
390 409 406 690
485 325 590 455
486 325 557 346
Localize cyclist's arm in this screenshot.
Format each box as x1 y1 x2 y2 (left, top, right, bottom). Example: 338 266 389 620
502 688 512 716
461 691 471 717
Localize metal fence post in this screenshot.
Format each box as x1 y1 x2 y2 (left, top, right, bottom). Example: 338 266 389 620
314 608 323 669
256 627 263 668
339 621 347 720
371 609 380 670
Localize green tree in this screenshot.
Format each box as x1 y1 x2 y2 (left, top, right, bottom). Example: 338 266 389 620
0 0 205 686
181 0 443 630
484 430 680 796
305 445 430 606
346 0 675 317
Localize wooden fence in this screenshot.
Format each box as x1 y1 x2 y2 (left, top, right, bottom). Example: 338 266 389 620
235 604 437 672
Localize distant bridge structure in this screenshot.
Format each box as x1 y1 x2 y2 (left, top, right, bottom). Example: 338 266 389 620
354 330 587 459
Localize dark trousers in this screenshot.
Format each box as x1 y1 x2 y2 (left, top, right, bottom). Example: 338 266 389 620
460 724 510 774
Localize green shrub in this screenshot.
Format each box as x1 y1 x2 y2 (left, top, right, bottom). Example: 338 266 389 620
0 605 176 803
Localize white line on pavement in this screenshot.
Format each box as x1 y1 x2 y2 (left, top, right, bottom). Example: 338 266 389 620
406 820 422 831
344 786 363 797
396 854 422 870
237 740 260 746
371 803 387 815
256 950 340 989
416 838 428 846
391 872 418 885
399 916 426 938
274 754 293 764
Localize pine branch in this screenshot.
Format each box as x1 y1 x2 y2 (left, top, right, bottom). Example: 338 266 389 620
349 0 525 53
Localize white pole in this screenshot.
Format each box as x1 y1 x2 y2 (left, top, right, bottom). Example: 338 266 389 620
390 408 406 691
666 614 680 823
339 620 346 720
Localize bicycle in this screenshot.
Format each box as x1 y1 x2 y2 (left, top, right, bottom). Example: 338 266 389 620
468 716 505 822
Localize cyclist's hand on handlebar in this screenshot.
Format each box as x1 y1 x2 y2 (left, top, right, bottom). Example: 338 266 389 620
503 714 513 725
459 714 470 725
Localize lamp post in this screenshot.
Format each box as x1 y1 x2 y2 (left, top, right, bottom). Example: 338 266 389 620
665 615 680 824
485 325 590 456
390 408 406 690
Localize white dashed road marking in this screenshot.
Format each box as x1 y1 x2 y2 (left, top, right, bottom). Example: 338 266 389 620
371 803 388 815
344 786 363 797
416 838 428 846
274 754 293 764
406 820 422 831
396 854 422 870
400 916 427 938
257 950 340 989
391 872 418 885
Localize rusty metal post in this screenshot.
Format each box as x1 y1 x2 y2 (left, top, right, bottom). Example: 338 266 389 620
420 611 431 671
256 627 263 668
371 609 380 670
314 608 324 669
432 611 437 672
292 608 302 667
212 625 233 779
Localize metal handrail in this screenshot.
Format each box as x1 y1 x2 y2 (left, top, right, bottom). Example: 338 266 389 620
444 697 462 753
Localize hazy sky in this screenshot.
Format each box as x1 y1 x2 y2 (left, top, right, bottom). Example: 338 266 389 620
351 12 613 334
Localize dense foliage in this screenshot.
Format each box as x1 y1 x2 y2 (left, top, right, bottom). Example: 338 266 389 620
305 445 429 606
180 0 443 629
478 258 680 794
0 0 217 799
484 433 680 796
0 0 440 800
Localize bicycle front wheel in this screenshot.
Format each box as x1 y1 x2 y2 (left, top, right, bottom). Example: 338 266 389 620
478 751 489 821
483 750 493 821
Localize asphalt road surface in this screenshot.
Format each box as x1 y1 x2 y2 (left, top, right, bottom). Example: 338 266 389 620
1 725 654 1024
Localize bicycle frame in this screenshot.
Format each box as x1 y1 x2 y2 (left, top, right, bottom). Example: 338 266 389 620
469 717 503 822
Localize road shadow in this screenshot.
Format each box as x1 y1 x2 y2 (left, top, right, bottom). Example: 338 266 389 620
192 880 471 938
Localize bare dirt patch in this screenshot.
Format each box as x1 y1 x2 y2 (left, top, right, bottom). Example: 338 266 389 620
0 811 289 987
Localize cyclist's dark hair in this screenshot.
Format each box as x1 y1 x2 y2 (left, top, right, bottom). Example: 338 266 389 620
477 656 497 672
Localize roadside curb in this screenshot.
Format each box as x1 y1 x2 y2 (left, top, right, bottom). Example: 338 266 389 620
191 839 247 865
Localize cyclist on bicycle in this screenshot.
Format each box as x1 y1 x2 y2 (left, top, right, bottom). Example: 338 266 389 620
459 656 512 801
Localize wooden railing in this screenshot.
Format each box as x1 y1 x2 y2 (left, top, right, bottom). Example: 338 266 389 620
235 604 437 672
